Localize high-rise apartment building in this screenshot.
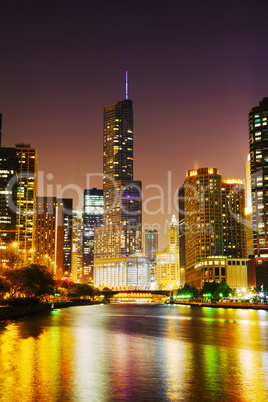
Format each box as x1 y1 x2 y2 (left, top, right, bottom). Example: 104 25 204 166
16 144 37 263
222 179 247 259
178 185 186 283
35 197 64 278
182 167 247 288
71 210 83 283
156 215 180 289
83 188 103 282
248 97 268 257
245 154 253 257
61 198 73 278
0 147 18 265
94 86 146 289
184 168 223 288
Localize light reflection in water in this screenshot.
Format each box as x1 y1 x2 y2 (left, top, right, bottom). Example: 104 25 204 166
0 305 268 401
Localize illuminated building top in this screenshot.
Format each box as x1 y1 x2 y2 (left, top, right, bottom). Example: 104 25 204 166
186 167 219 177
222 179 243 185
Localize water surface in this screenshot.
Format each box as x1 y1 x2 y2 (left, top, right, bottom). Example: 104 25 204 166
0 304 268 401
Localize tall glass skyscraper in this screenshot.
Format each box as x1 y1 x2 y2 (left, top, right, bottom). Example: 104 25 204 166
249 98 268 257
83 188 103 282
94 89 147 289
102 99 142 253
0 147 18 265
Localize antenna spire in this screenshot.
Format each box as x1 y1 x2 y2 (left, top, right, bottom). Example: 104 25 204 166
126 70 128 99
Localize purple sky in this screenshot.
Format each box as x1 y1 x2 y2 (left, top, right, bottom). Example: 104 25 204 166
0 0 267 248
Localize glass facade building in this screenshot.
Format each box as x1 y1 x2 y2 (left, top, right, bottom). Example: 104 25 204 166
15 144 37 263
249 98 268 257
0 147 18 265
83 188 103 282
94 94 146 289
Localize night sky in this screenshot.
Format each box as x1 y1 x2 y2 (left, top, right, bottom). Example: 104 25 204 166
0 0 267 248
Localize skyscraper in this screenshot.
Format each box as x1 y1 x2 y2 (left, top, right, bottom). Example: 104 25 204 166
61 198 73 278
222 179 247 259
184 168 223 287
71 209 83 283
144 229 158 287
35 197 64 278
0 147 18 265
248 98 268 256
178 184 186 283
102 98 142 255
94 78 146 289
83 188 103 282
144 230 158 263
182 167 247 288
15 144 37 263
156 215 180 289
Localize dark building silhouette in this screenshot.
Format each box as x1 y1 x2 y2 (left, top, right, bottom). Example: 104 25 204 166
0 114 2 147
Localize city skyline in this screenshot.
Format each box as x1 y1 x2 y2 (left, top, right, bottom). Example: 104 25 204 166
1 0 268 247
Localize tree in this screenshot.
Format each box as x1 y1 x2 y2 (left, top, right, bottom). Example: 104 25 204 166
4 268 25 296
75 284 94 298
201 280 232 298
4 264 55 297
67 283 94 299
175 283 198 298
201 281 218 297
217 281 232 297
22 264 55 296
0 275 9 295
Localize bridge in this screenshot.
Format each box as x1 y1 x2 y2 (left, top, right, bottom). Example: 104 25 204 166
101 289 172 304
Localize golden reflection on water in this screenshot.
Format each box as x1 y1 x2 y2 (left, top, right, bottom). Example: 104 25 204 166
0 306 268 401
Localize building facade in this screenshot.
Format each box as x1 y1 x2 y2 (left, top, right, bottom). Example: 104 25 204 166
249 98 268 257
144 229 158 262
0 147 18 266
94 95 146 288
194 256 248 289
61 198 73 278
156 216 180 289
182 167 247 288
222 179 247 259
184 168 223 288
71 210 83 283
16 144 37 263
0 114 2 147
178 185 186 284
83 188 103 282
35 197 64 278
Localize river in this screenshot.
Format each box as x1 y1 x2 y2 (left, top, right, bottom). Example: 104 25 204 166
0 304 268 401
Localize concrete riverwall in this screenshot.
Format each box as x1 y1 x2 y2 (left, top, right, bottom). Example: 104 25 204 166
0 303 51 320
175 301 268 310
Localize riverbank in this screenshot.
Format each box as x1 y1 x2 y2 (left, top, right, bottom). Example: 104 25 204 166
174 301 268 310
52 300 99 309
0 300 100 320
0 303 51 320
